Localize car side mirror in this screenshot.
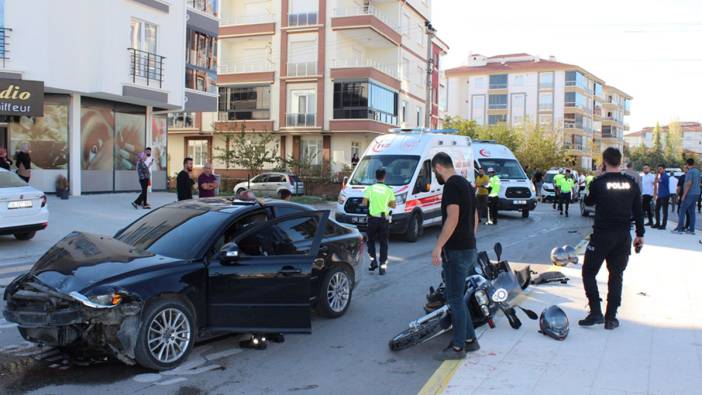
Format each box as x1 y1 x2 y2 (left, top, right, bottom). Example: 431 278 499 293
424 183 431 193
219 242 240 264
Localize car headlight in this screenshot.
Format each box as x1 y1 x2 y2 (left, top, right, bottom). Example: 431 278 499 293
530 184 536 193
338 193 347 205
69 291 122 309
395 192 408 205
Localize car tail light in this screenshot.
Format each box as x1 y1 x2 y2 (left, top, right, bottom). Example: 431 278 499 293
40 195 47 208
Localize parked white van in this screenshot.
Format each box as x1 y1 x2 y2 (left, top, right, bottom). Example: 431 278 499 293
472 141 537 218
336 129 474 242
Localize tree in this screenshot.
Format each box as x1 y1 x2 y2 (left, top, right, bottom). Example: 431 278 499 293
514 123 566 173
213 123 279 175
477 123 522 152
665 120 684 166
652 122 663 158
444 116 480 139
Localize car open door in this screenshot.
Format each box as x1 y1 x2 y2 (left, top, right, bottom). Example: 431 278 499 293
207 211 329 333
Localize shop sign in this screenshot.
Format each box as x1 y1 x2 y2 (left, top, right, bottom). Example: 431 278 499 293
0 79 44 117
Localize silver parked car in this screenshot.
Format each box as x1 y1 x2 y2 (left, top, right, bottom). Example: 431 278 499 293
233 172 305 198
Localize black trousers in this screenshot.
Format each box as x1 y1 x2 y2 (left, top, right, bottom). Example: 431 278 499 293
477 195 488 220
134 178 149 206
367 216 389 264
654 196 669 228
582 231 631 318
642 194 654 224
488 196 499 224
552 189 559 208
558 192 570 214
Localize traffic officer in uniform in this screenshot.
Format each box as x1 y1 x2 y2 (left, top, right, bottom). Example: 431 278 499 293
486 168 501 225
362 168 396 275
559 169 575 217
580 147 644 330
552 169 565 209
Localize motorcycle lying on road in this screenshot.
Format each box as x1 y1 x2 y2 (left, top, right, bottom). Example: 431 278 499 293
389 243 535 351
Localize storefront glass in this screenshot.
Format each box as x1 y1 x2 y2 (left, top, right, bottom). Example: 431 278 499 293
81 100 115 192
114 112 146 191
151 115 168 190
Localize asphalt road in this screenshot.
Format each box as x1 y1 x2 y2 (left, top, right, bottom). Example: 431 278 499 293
0 204 593 395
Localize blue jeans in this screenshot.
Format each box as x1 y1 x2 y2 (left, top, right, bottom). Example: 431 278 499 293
442 249 477 347
676 194 699 231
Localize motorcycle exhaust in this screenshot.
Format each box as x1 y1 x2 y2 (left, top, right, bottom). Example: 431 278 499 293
409 305 448 330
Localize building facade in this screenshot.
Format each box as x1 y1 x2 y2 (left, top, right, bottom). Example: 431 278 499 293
168 0 446 178
0 0 218 195
445 53 632 170
624 122 702 157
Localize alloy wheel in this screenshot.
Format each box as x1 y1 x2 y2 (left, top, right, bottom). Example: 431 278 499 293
327 272 351 313
147 308 192 364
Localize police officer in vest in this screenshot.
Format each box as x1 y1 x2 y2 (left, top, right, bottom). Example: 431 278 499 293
486 168 501 225
363 168 396 275
580 147 644 330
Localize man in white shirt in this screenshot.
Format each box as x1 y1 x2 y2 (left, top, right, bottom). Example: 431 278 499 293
144 147 154 192
669 172 679 212
640 164 655 226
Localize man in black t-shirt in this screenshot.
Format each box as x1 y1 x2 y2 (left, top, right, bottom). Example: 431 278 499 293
176 157 195 201
430 152 480 361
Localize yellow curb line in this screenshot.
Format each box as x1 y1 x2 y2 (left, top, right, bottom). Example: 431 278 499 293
417 359 461 395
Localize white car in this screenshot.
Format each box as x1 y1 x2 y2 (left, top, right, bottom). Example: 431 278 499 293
233 172 305 198
0 168 49 240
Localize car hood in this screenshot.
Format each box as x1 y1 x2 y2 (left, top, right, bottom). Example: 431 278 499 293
28 231 179 293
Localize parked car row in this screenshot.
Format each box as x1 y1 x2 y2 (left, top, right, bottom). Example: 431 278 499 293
0 168 48 241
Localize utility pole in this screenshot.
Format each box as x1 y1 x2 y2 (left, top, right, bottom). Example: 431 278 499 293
424 21 435 129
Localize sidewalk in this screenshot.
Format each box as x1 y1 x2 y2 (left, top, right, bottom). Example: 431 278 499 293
422 221 702 395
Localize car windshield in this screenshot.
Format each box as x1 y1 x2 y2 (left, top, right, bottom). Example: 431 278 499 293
544 173 557 183
479 159 527 180
115 207 227 259
350 155 420 186
0 171 28 187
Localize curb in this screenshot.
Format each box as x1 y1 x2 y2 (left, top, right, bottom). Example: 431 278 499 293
417 359 461 395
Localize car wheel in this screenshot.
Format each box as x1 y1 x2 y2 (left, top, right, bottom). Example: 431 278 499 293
236 188 246 195
522 209 529 218
14 231 36 241
134 299 195 370
315 265 353 318
404 213 420 242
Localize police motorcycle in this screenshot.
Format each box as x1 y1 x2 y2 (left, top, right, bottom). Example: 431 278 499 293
389 243 534 351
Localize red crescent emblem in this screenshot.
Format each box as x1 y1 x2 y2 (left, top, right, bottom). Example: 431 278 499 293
479 149 491 157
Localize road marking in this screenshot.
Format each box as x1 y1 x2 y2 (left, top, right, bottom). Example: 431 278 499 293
156 378 188 386
0 319 19 329
416 359 461 395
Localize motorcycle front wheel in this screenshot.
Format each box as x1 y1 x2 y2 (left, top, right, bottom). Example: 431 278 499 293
388 318 444 352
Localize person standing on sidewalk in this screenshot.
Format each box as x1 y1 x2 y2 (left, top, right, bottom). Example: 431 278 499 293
580 147 644 330
623 161 642 191
559 170 575 217
198 163 218 198
669 171 679 213
362 168 396 275
132 151 151 209
475 168 490 223
431 152 480 360
640 164 655 226
486 168 501 225
176 157 195 201
653 165 670 230
14 143 32 183
673 158 700 235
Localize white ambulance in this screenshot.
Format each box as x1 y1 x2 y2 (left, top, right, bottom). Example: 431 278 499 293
472 141 537 218
336 129 474 242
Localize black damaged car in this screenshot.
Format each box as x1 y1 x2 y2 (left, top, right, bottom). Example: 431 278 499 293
3 199 363 370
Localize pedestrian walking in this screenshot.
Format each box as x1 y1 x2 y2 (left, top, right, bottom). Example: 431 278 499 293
486 168 501 225
430 152 480 361
558 170 575 217
0 147 12 171
132 151 151 209
362 168 396 275
143 147 153 191
672 158 700 235
669 172 678 212
197 163 218 198
475 168 490 222
176 157 195 201
579 147 644 330
623 161 642 191
653 165 670 230
14 143 32 183
640 164 655 226
532 169 543 199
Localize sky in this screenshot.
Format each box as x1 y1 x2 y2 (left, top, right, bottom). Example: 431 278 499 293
432 0 702 132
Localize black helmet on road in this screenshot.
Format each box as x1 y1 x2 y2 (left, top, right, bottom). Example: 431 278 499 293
539 305 569 341
550 247 568 266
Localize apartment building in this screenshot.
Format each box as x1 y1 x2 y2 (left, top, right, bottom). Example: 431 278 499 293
445 53 632 170
167 0 447 177
0 0 217 195
625 122 702 157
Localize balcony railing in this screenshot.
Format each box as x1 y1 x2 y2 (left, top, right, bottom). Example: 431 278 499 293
286 113 316 127
187 0 219 17
0 27 11 68
333 6 397 29
128 48 165 89
563 143 586 151
331 58 399 79
287 61 318 77
219 62 274 74
221 14 275 26
288 12 318 27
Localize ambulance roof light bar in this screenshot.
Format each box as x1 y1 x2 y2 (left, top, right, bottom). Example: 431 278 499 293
389 128 459 134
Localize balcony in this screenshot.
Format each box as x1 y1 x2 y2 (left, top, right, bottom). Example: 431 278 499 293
563 143 586 151
330 58 400 90
286 113 317 127
222 14 275 26
331 7 401 46
0 27 10 68
128 48 165 89
219 62 274 74
219 14 276 37
187 0 219 17
286 61 318 77
217 62 275 85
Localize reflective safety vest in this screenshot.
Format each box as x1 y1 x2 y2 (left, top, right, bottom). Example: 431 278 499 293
488 175 501 197
553 173 565 189
363 182 395 217
585 175 594 193
560 178 575 193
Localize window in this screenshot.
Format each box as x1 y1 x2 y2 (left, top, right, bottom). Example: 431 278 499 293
402 57 410 81
488 94 507 109
351 141 360 158
130 19 157 53
473 77 486 90
565 71 590 91
414 159 432 194
416 65 424 87
512 74 525 87
219 86 271 121
402 13 410 36
333 81 398 125
594 82 603 98
489 74 508 89
168 112 195 128
185 28 217 94
477 159 527 180
237 215 320 256
471 95 486 125
287 87 316 127
416 107 422 126
564 92 591 111
510 93 525 125
302 136 321 165
564 113 584 129
539 72 554 89
187 0 219 17
488 114 507 125
538 92 553 111
538 114 552 128
288 0 318 26
417 24 423 45
187 138 209 167
350 155 420 186
287 34 317 76
401 100 407 123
